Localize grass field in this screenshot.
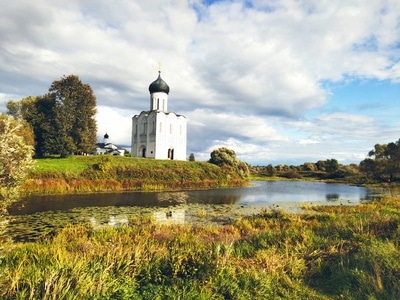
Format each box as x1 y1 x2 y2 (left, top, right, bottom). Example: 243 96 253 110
1 194 399 299
31 156 217 174
23 156 248 195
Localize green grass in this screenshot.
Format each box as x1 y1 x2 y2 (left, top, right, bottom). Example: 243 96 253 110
24 156 248 195
32 156 95 173
1 196 399 299
32 156 211 174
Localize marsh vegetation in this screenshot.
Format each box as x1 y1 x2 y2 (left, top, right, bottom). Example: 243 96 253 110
1 193 399 299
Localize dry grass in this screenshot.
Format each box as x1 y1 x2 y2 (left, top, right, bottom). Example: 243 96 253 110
1 196 399 299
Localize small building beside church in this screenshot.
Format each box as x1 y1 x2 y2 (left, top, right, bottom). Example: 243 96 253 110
131 71 187 160
92 133 125 156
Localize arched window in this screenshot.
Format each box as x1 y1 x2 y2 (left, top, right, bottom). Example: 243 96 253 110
141 121 147 134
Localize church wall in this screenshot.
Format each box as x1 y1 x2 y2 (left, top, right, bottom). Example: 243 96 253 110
146 111 157 158
131 116 138 157
172 115 187 160
154 112 187 160
131 112 155 158
150 92 168 111
163 113 187 160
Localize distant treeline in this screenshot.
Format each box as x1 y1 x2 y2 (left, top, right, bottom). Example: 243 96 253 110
250 138 400 184
250 159 361 182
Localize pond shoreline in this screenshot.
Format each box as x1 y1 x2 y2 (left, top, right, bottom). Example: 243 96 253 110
7 180 379 242
22 156 248 196
21 172 384 197
13 179 386 214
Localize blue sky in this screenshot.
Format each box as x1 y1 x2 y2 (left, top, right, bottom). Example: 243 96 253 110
0 0 399 165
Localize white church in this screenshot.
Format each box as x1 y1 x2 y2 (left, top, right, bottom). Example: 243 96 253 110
131 71 187 160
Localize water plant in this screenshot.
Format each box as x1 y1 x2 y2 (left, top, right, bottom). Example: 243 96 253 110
1 195 399 299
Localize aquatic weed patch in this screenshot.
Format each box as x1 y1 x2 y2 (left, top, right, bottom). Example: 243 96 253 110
1 196 399 299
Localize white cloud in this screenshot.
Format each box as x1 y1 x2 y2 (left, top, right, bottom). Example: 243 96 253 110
0 0 399 165
96 106 132 146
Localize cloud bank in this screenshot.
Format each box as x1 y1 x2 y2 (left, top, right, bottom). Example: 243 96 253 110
0 0 399 164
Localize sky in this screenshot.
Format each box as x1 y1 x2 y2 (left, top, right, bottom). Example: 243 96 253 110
0 0 399 166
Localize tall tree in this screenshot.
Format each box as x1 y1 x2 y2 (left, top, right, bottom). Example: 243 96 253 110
7 95 57 157
6 97 37 149
360 139 400 181
49 75 97 156
33 94 58 157
7 75 98 157
385 140 400 180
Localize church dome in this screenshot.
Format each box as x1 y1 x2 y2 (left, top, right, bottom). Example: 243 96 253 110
149 72 170 94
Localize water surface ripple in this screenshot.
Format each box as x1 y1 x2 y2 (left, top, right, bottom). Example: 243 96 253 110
7 181 376 241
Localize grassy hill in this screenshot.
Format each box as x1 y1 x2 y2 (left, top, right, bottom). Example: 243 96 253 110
22 156 248 195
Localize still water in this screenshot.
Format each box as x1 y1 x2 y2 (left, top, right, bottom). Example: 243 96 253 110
7 181 376 241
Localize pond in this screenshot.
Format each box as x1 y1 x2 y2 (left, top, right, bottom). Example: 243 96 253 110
6 181 377 242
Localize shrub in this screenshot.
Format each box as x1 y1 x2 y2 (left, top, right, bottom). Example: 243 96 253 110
0 114 34 216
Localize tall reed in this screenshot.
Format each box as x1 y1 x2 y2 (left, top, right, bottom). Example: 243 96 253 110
1 196 399 299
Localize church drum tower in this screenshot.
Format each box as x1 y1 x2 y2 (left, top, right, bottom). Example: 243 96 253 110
131 71 187 160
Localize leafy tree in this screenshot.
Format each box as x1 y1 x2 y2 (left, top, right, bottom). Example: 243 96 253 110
209 147 237 168
48 75 97 157
315 160 326 172
360 139 400 181
0 114 34 216
6 97 37 147
302 162 316 172
33 95 58 157
385 141 400 180
359 158 381 181
325 158 339 174
6 97 33 119
266 164 276 176
7 75 97 157
188 153 195 161
209 147 249 177
7 95 55 157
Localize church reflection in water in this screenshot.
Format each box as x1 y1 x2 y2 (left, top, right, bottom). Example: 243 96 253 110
88 207 186 230
89 215 129 230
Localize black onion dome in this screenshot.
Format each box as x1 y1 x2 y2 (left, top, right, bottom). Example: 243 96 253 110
104 133 109 139
149 72 170 94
